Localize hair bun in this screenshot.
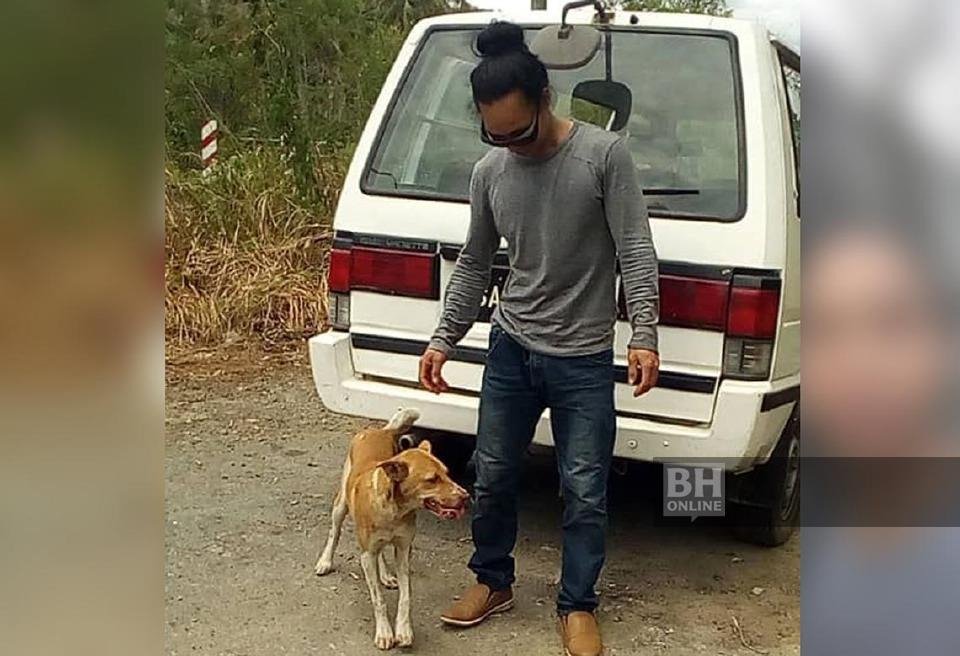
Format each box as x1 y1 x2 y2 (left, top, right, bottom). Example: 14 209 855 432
476 21 527 57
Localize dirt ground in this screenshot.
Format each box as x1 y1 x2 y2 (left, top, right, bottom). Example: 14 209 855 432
165 349 799 656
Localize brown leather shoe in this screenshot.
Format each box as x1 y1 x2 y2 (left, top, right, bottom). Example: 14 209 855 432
440 583 514 627
558 611 603 656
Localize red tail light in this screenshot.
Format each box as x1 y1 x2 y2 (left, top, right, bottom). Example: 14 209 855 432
654 274 780 338
328 244 438 299
727 286 779 339
659 275 730 331
723 277 780 380
633 269 781 380
327 248 351 293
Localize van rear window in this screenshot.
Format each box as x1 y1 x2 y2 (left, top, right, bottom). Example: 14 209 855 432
363 28 744 221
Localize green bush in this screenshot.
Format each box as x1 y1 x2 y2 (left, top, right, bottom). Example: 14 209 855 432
166 0 449 203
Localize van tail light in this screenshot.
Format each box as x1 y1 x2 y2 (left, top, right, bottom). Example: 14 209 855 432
722 276 781 380
723 338 774 379
327 249 351 331
726 286 779 338
350 246 438 298
325 240 439 332
659 275 730 331
329 292 351 331
328 248 351 293
628 271 781 381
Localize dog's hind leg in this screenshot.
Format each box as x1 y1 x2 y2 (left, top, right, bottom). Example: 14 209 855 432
393 538 414 647
378 546 398 589
361 548 395 650
315 455 351 576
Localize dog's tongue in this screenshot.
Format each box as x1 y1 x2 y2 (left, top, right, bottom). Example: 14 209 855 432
426 497 468 520
434 503 466 520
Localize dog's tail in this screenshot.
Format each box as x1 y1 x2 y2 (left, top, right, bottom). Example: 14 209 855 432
384 407 420 434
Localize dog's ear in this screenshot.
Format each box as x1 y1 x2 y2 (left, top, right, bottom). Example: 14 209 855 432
379 459 409 483
418 440 432 454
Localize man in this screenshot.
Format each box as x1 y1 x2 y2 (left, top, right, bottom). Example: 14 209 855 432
418 22 659 656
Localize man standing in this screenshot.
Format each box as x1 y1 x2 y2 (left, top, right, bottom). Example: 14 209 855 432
418 22 659 656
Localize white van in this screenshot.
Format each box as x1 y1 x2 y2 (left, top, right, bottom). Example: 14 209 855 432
309 7 800 545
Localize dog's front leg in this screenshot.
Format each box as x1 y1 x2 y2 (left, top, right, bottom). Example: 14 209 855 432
360 549 394 650
393 539 414 647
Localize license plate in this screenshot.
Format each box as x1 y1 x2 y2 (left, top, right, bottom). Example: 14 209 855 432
471 268 628 322
477 267 509 322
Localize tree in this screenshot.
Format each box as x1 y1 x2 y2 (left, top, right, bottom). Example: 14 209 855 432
619 0 731 16
369 0 453 29
165 0 462 198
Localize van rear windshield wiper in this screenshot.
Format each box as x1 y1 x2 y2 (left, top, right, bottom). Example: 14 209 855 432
642 188 700 195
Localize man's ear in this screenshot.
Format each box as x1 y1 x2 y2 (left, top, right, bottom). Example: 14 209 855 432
540 87 551 104
418 440 432 454
379 459 409 483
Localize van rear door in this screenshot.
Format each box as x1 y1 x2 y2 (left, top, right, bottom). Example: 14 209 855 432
331 24 780 426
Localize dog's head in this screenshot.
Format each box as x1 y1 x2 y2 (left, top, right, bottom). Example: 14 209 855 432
378 441 469 519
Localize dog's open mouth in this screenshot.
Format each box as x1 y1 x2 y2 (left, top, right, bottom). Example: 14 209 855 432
424 497 467 520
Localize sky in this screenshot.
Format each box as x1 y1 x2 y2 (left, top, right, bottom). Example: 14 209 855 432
467 0 799 49
727 0 798 47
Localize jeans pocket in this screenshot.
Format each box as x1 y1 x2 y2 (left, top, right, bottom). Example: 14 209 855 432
487 324 506 356
584 348 614 365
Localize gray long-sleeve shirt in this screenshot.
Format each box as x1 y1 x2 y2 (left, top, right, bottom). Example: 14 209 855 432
429 121 659 357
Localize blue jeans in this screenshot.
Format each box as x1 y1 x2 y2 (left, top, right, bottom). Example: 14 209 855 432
468 324 616 614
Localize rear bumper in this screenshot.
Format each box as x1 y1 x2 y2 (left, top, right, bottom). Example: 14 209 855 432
309 330 798 472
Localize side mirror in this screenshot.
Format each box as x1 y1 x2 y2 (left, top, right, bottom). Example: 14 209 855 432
572 79 632 131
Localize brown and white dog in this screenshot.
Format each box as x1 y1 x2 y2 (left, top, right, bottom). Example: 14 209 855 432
314 408 469 650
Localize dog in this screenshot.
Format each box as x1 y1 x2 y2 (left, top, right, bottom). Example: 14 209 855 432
314 408 469 650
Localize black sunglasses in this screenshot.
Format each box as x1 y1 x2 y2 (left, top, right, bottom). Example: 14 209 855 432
480 104 540 147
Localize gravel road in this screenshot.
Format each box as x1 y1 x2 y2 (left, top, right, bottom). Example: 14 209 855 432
165 349 799 655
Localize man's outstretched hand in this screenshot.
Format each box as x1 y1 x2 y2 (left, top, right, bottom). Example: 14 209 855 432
419 348 449 394
627 348 660 397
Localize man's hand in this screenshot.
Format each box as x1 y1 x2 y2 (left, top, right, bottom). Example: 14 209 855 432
627 348 660 397
419 348 449 394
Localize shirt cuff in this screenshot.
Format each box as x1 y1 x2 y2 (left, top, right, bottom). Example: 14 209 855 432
427 337 453 355
628 325 658 353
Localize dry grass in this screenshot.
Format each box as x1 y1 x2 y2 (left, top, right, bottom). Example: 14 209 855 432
165 146 347 349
